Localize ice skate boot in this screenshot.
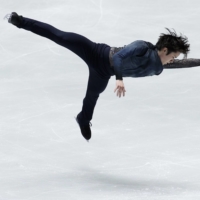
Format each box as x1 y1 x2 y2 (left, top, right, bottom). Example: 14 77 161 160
76 114 92 141
4 12 23 27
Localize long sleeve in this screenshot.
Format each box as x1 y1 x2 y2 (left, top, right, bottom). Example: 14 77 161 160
112 41 148 80
164 59 200 69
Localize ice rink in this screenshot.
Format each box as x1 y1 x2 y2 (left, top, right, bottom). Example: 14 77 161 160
1 0 200 199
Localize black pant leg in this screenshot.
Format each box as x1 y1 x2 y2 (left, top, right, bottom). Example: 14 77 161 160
18 17 95 65
17 17 113 124
77 68 110 125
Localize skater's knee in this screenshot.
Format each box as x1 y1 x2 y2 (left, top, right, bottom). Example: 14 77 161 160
87 90 100 97
54 32 66 45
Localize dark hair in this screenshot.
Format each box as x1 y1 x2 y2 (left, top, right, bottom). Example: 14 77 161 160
155 28 190 58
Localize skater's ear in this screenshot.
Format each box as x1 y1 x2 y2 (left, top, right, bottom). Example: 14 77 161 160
158 47 168 55
161 47 168 55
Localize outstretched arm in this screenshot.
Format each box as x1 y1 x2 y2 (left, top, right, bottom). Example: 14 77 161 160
164 59 200 69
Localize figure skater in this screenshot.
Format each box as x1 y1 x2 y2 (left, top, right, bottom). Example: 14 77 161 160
4 12 193 141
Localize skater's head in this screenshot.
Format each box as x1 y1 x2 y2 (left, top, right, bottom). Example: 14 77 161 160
156 28 190 65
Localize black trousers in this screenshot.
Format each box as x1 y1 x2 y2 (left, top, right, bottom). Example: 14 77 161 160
18 17 114 125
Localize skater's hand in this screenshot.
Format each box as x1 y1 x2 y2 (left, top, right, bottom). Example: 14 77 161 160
114 80 126 98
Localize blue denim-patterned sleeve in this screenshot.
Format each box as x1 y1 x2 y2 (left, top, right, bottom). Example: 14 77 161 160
112 41 148 80
164 59 200 68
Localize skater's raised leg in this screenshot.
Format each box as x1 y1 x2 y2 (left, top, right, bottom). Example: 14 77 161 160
4 12 96 66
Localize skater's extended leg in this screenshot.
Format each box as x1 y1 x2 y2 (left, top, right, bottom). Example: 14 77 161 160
5 12 95 65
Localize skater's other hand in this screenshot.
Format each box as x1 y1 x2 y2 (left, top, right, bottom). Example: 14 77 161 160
114 80 126 98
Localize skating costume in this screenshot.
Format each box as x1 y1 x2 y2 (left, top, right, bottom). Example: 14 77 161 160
109 41 163 80
15 16 115 126
5 13 200 140
14 16 165 126
11 16 200 124
164 59 200 68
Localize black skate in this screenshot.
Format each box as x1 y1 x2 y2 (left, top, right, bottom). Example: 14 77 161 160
4 12 22 27
76 115 92 141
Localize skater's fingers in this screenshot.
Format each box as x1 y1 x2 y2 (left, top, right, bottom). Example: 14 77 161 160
119 89 123 98
117 89 120 97
115 86 126 98
114 86 120 93
114 86 119 93
123 90 126 97
115 88 118 96
114 85 122 93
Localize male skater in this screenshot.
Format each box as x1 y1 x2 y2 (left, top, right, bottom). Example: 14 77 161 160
4 12 190 141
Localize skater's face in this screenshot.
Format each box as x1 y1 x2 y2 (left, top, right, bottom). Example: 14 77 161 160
158 48 180 65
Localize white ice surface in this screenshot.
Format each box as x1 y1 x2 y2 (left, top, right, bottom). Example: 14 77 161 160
1 0 200 199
